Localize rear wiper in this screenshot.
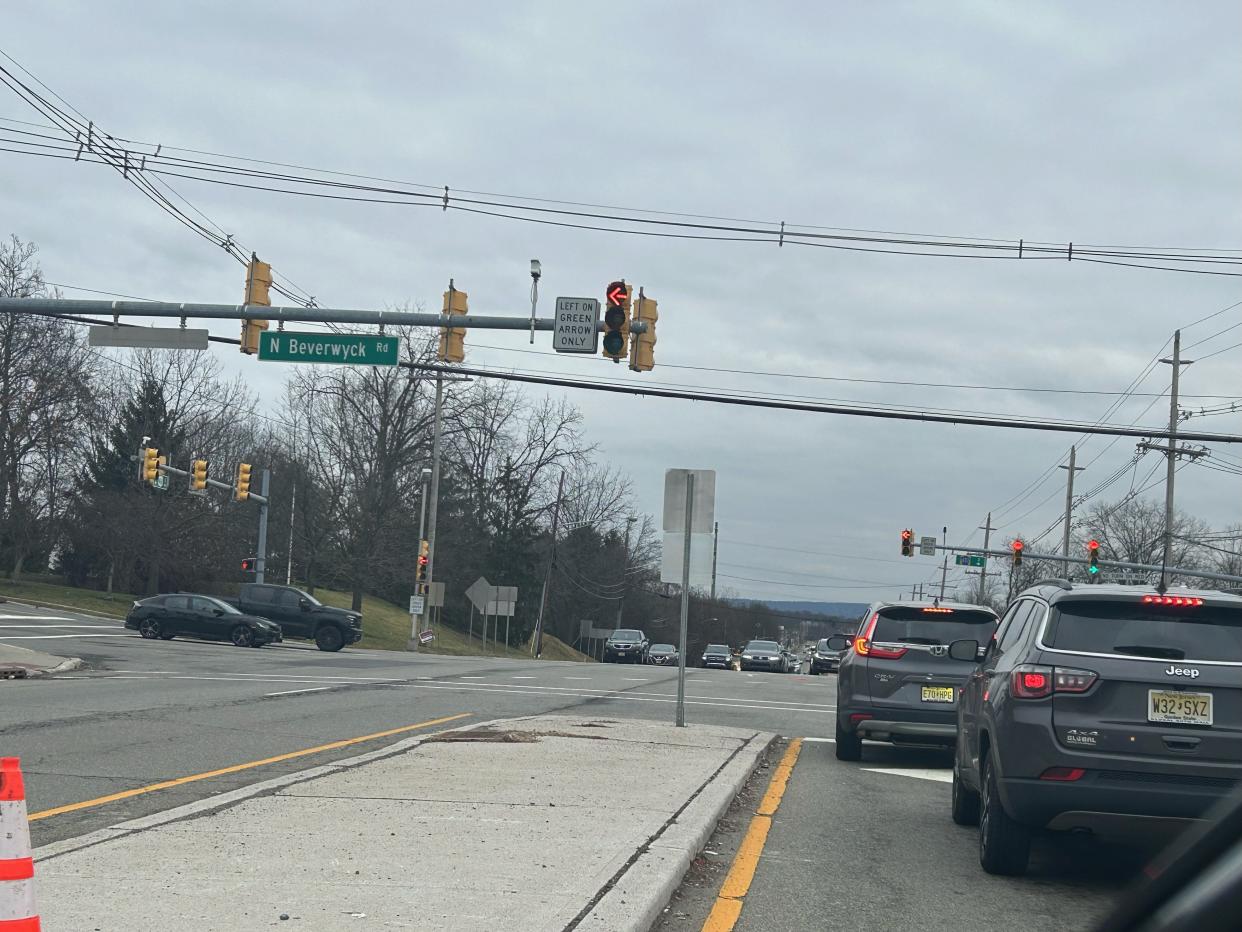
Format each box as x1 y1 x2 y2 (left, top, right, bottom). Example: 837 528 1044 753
1114 644 1186 660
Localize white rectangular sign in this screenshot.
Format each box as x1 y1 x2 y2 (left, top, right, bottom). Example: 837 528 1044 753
662 469 716 533
660 532 715 587
89 326 210 350
408 595 426 616
920 536 937 557
553 297 600 353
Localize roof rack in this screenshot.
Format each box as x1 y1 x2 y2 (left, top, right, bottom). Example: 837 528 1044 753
1032 578 1074 590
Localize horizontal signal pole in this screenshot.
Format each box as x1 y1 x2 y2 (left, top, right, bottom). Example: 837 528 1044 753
0 298 649 333
157 461 268 504
931 544 1242 587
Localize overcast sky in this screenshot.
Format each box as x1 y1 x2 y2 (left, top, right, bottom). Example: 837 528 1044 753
3 1 1241 604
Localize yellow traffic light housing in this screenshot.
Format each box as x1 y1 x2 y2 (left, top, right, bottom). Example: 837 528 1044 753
900 529 914 557
235 462 252 501
141 447 160 483
437 284 468 363
191 459 208 491
241 256 272 355
602 281 631 362
629 291 657 372
417 539 430 586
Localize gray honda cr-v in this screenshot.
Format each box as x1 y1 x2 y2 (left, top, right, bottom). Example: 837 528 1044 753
950 581 1242 876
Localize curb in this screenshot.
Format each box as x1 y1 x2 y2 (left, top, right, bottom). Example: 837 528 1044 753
574 730 777 932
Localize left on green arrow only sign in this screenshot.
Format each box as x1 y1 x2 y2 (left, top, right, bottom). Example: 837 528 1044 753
258 331 399 366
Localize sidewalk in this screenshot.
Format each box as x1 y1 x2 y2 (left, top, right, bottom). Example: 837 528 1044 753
33 714 773 931
0 643 83 678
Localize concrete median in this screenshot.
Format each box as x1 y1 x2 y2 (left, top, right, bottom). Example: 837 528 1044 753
33 715 773 931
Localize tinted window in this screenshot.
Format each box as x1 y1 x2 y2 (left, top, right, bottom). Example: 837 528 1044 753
705 644 729 652
1045 600 1242 662
610 630 641 642
277 589 303 609
164 595 189 610
997 602 1035 651
746 640 780 651
873 607 997 646
652 644 675 651
189 596 219 613
245 586 275 605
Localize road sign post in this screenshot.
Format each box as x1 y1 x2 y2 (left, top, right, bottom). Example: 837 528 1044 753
663 468 716 728
258 331 399 366
552 297 600 353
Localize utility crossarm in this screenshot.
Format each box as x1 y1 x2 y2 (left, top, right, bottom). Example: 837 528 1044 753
0 298 649 333
933 545 1242 588
157 461 269 505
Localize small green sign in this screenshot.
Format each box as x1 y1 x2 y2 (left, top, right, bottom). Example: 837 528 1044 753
258 331 398 366
954 555 986 567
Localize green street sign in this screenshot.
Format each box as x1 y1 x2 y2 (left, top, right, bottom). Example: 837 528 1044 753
954 555 986 567
258 331 398 366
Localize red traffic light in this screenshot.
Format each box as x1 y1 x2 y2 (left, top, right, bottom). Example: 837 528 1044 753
418 555 428 567
606 281 627 308
901 529 912 542
1012 540 1024 552
241 558 256 572
1086 539 1100 551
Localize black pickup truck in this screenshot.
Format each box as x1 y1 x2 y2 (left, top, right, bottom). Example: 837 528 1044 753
228 583 362 652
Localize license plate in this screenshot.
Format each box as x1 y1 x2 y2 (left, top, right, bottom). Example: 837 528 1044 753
921 686 955 703
1148 690 1213 725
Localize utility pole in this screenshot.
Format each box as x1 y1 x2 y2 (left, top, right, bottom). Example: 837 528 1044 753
1058 446 1085 577
710 521 719 601
616 516 638 626
285 473 296 586
977 513 994 605
255 469 271 584
1138 331 1203 592
533 470 566 658
425 287 450 605
939 525 949 600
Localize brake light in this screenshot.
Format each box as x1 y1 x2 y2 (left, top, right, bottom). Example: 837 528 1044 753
1142 595 1204 606
853 612 907 659
1011 664 1054 699
1054 667 1098 693
1040 767 1086 782
868 644 909 660
850 713 873 724
922 606 954 613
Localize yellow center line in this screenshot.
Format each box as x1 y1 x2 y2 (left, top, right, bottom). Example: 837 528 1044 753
702 737 803 932
28 712 471 822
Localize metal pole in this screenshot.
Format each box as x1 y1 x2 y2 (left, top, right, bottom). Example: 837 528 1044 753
1160 331 1183 592
426 361 445 594
285 475 296 586
939 526 948 600
676 471 694 728
978 513 993 605
409 469 431 652
616 516 637 627
255 469 271 584
710 521 719 601
533 470 566 658
1059 445 1084 577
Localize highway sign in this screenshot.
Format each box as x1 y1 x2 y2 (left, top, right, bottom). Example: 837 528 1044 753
552 297 600 353
89 326 209 350
258 331 398 366
919 536 937 557
955 555 986 567
408 595 426 616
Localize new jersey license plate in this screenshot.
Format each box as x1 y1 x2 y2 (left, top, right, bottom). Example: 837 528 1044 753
921 686 955 703
1148 690 1213 726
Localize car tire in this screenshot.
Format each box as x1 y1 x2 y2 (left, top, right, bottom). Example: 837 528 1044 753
835 718 862 761
979 754 1030 876
231 625 255 648
315 626 345 652
138 618 161 640
951 763 981 826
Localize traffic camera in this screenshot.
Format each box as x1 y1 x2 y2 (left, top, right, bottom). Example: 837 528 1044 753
437 285 468 363
900 529 914 557
235 462 252 501
241 256 272 355
602 280 631 362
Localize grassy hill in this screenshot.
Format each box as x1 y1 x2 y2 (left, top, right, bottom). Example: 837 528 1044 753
0 577 590 661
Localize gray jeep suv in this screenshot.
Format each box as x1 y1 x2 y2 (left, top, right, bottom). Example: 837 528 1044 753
950 581 1242 876
830 601 999 760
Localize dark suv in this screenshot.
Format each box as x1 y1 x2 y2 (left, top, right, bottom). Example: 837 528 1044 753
604 629 650 663
830 601 999 761
809 638 843 674
230 583 362 651
951 581 1242 876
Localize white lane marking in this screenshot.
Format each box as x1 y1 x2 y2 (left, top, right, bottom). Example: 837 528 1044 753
801 737 836 743
395 682 833 714
459 675 484 679
564 677 592 680
449 680 837 709
0 615 75 621
265 686 334 697
511 676 536 679
861 767 952 783
0 624 123 629
622 677 649 681
0 633 131 639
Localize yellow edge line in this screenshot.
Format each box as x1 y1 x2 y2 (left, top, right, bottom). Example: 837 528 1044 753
29 712 471 821
702 737 802 932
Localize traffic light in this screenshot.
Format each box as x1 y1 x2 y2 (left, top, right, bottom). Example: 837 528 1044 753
141 447 159 483
629 291 658 372
241 557 256 573
235 462 252 501
602 280 631 362
1087 539 1100 576
240 255 272 355
437 285 468 362
416 539 430 585
191 459 208 491
900 529 914 557
1012 539 1024 566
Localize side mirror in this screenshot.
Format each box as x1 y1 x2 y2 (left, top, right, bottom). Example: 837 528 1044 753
299 598 311 610
213 608 225 617
826 634 851 651
948 639 981 662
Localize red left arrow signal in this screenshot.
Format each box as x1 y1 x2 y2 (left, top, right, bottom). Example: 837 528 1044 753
606 282 627 307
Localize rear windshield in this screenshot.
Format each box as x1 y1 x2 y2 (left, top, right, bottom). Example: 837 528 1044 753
873 607 997 645
816 639 834 650
1044 600 1242 663
652 644 675 652
610 630 641 642
705 644 729 652
746 640 780 651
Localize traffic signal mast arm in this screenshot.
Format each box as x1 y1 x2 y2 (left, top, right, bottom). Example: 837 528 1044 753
917 542 1242 587
144 455 268 504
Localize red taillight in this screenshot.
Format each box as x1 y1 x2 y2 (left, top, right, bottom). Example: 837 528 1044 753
1142 595 1204 607
854 612 906 659
853 636 870 656
1039 767 1086 782
850 713 873 724
1011 665 1054 699
867 644 909 660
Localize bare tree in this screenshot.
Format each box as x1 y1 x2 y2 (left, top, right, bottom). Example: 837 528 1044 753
1079 496 1209 583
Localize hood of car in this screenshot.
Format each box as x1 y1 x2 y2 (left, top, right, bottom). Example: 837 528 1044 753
316 605 362 626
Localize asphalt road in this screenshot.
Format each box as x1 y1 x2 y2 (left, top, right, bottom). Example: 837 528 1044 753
3 604 1159 930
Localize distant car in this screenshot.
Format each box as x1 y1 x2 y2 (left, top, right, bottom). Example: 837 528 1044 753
228 583 361 652
809 638 844 674
604 628 650 664
781 648 801 673
701 643 732 668
126 594 282 648
952 582 1242 877
831 600 999 761
648 644 679 666
740 639 785 672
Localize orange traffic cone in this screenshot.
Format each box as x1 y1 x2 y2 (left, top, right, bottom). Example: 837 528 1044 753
0 757 39 931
